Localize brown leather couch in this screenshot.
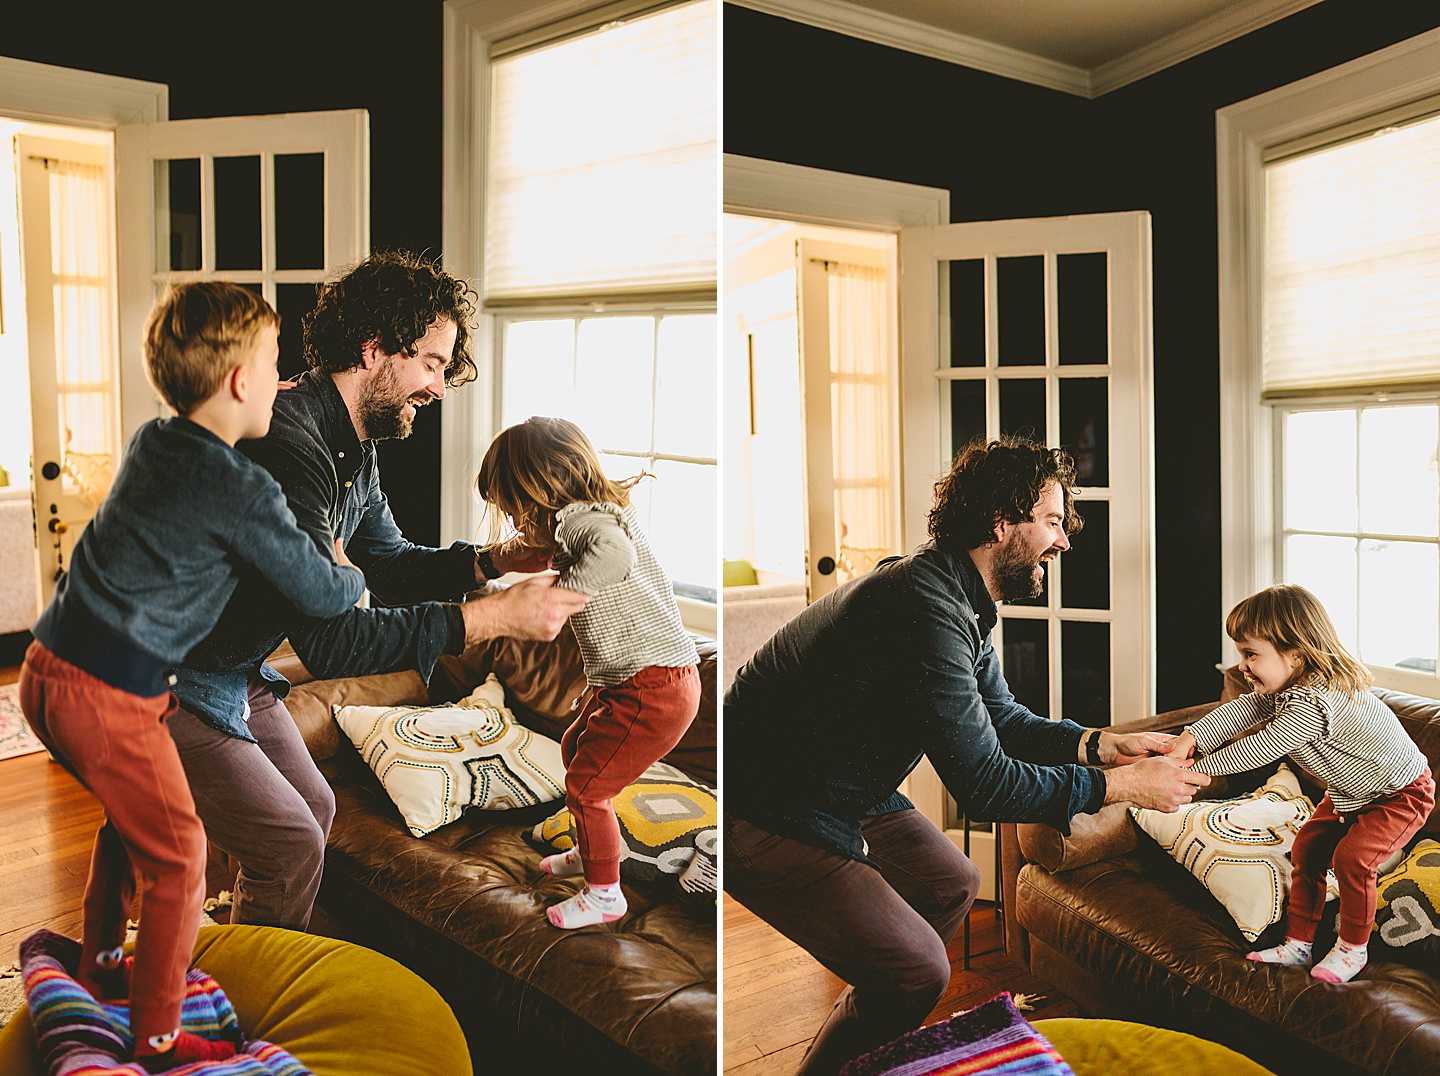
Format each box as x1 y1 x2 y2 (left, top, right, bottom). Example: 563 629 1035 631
270 631 717 1076
998 672 1440 1076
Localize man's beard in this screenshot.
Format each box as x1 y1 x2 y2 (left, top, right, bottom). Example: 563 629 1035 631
357 359 419 441
994 540 1045 601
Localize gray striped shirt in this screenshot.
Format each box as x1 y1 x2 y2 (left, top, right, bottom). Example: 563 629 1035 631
1189 674 1426 813
554 501 699 688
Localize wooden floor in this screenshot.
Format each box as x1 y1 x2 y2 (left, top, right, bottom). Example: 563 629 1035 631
723 894 1079 1075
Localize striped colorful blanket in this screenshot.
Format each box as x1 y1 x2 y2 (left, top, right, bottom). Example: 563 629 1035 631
19 930 311 1076
839 993 1074 1076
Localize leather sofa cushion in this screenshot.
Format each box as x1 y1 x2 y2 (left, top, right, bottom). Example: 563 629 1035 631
1017 802 1137 873
1016 849 1440 1075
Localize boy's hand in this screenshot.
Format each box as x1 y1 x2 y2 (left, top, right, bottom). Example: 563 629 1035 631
334 537 356 570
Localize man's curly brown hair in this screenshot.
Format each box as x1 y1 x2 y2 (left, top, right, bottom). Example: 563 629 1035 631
928 436 1084 552
302 250 479 386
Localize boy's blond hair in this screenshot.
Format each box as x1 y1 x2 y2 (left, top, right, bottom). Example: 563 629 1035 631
143 282 279 414
1226 583 1372 697
476 416 645 545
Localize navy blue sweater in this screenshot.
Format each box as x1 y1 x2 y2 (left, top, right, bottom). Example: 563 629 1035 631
724 544 1107 862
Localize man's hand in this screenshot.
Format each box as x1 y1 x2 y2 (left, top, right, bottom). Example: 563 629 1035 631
1161 729 1196 763
478 534 555 583
1098 730 1177 767
460 575 587 645
1103 756 1210 812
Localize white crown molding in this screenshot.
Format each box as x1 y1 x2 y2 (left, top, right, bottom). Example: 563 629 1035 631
0 56 167 126
726 0 1092 98
1091 0 1325 96
729 0 1326 99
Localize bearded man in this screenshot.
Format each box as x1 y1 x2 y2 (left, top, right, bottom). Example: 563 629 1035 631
723 435 1209 1076
167 251 586 931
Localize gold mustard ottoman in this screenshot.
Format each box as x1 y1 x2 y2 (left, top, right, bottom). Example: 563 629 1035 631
0 925 471 1076
1034 1018 1275 1076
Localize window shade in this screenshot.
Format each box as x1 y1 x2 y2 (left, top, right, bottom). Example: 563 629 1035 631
1263 111 1440 396
485 0 716 300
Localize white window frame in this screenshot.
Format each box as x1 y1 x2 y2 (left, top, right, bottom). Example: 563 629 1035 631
1218 26 1440 697
442 1 717 632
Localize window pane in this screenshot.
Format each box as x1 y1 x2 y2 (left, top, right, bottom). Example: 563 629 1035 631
1286 532 1358 652
1000 617 1048 716
214 155 261 271
999 378 1045 442
1058 252 1107 366
1062 620 1110 727
275 283 319 381
154 158 200 272
949 258 985 367
274 152 325 270
1286 410 1357 533
575 317 654 452
1360 405 1438 537
997 255 1044 366
1060 377 1108 487
501 320 575 427
949 380 985 456
649 460 716 594
654 314 716 459
1062 500 1109 610
1359 539 1437 671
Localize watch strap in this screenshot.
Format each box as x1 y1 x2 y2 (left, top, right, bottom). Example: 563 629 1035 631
1085 728 1103 766
476 546 502 580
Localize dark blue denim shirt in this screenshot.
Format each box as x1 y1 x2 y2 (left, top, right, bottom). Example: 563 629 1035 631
33 418 366 697
173 371 473 740
724 543 1106 863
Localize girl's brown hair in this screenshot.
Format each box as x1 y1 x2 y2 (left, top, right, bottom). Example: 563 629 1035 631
1226 583 1371 696
475 417 645 544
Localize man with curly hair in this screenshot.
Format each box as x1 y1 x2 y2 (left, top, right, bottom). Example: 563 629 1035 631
723 435 1208 1076
167 251 587 931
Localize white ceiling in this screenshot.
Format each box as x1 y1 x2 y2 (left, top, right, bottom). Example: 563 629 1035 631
729 0 1325 97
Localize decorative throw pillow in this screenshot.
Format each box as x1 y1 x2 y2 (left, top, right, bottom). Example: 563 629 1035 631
1131 763 1314 941
1372 838 1440 962
530 761 717 886
334 675 565 838
838 992 1073 1076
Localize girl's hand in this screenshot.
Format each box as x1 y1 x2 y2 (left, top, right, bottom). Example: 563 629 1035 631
1162 729 1197 762
489 533 554 575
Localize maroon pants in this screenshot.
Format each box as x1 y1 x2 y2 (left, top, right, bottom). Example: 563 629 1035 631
561 663 699 886
18 642 206 1049
1288 767 1435 946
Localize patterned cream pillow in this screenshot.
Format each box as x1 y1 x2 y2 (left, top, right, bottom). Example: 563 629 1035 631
334 675 565 837
1131 763 1314 941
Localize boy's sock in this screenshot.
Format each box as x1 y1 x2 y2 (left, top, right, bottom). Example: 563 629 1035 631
546 883 626 929
137 1030 238 1072
1311 940 1368 983
80 947 129 1000
1245 937 1313 965
539 847 584 877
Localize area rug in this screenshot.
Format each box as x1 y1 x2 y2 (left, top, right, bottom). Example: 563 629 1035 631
0 681 45 762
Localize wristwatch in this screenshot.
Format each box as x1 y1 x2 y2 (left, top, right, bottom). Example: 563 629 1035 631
1085 728 1103 766
476 546 503 580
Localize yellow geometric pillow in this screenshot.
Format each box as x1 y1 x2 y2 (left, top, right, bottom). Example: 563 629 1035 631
334 675 565 837
1374 838 1440 959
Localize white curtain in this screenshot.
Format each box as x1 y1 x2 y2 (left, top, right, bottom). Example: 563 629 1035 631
47 158 115 503
827 261 894 581
486 0 717 298
1264 110 1440 395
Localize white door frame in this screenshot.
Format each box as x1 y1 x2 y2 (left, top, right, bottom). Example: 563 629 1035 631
0 56 167 129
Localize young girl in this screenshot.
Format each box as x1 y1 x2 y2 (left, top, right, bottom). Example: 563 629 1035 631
476 416 701 929
1166 584 1434 982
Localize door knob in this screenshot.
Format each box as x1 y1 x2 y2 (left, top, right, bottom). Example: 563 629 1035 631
41 461 60 480
48 518 68 534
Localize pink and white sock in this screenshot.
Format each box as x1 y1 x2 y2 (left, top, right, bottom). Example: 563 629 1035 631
1246 937 1313 965
1311 940 1367 983
546 883 625 929
539 848 584 877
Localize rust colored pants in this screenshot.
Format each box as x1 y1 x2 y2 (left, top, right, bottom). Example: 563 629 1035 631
18 641 207 1048
560 663 699 887
1288 767 1435 945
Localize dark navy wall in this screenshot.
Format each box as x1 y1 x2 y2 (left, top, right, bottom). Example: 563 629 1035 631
725 1 1440 710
